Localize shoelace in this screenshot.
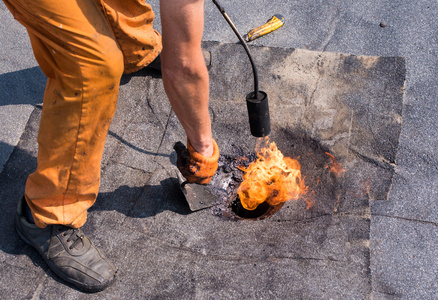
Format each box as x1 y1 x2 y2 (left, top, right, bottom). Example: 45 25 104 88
59 227 85 250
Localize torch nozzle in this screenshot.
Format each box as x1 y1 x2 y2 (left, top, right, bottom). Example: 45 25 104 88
247 91 271 137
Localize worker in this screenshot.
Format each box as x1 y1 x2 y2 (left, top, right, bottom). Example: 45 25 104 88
3 0 219 292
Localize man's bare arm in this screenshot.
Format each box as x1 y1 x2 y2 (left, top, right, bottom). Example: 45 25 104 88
160 0 213 157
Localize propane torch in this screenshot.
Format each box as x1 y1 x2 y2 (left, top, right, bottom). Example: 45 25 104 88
212 0 271 137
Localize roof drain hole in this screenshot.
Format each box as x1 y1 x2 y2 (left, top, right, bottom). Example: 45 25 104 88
231 196 283 220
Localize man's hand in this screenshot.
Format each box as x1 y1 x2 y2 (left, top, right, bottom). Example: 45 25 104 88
174 139 219 184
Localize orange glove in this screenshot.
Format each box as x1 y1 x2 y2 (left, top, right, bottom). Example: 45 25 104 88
174 139 219 184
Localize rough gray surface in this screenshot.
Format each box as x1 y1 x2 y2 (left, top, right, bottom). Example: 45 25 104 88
0 4 42 174
0 40 405 298
1 0 437 299
371 216 438 299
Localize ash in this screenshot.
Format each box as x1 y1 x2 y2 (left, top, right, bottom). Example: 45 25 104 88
206 148 257 220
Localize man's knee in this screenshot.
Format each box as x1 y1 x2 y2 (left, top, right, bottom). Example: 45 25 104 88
97 47 125 84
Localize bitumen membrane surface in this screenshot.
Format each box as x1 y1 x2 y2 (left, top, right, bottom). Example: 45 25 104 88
1 1 437 299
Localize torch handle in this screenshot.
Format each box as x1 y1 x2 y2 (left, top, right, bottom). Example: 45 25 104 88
212 0 259 98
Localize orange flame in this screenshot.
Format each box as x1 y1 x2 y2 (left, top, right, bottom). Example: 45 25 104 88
325 152 345 176
237 137 308 210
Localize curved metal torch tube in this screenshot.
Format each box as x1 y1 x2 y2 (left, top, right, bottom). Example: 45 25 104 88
212 0 259 97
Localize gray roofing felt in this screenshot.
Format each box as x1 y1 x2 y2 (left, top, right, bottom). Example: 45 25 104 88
1 0 437 299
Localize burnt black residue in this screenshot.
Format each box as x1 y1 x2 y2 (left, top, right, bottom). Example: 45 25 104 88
208 151 261 221
206 148 285 221
271 128 345 217
206 128 345 221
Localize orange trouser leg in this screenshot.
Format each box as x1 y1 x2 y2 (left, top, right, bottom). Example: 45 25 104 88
96 0 162 74
3 0 160 228
4 0 124 228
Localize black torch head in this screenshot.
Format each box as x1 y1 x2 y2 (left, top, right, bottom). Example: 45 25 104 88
246 91 271 137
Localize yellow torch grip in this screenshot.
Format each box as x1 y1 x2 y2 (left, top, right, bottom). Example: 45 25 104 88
244 14 285 42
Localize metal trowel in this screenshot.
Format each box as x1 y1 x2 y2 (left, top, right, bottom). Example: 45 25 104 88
176 171 219 211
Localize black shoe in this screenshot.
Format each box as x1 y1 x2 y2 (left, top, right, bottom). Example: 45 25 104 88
143 49 212 73
15 197 117 293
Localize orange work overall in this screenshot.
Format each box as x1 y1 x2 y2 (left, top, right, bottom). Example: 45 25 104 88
3 0 162 228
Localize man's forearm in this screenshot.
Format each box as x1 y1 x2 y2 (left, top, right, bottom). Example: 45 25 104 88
160 0 213 157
